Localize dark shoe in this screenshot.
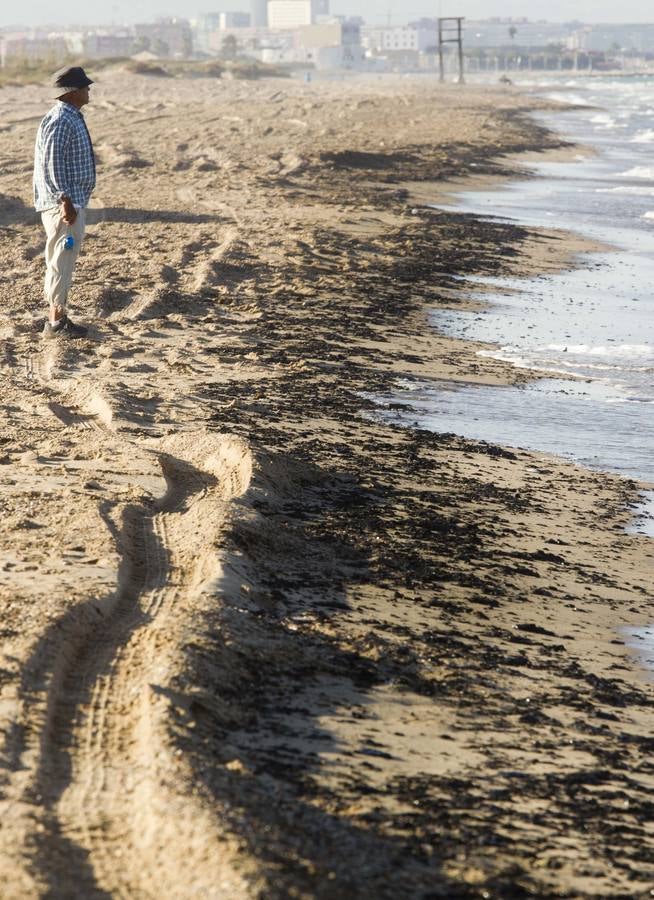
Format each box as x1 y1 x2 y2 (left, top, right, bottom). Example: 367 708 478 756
42 315 88 339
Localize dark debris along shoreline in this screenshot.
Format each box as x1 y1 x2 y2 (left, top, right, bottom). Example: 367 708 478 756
166 107 654 898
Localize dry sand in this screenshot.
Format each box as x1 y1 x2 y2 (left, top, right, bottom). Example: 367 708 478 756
0 69 653 898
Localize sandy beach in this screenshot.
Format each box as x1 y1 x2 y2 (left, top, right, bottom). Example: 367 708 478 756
0 67 653 898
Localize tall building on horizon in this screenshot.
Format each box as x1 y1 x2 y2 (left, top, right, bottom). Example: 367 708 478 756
267 0 328 29
251 0 268 27
267 0 311 29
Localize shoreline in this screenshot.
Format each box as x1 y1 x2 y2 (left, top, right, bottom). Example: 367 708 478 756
419 113 654 493
0 70 653 897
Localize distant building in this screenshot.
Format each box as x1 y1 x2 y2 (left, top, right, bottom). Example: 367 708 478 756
196 13 223 32
294 17 363 68
251 0 268 28
0 32 69 66
268 1 317 30
134 17 192 57
193 12 261 54
363 23 438 54
194 14 218 53
220 13 250 28
581 23 654 52
196 11 249 32
193 13 219 52
83 31 134 58
463 19 574 49
460 19 654 55
341 17 363 64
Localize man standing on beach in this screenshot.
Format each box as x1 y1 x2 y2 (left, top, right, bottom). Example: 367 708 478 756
34 65 96 339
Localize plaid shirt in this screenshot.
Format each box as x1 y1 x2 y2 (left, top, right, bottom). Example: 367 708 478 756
33 101 96 212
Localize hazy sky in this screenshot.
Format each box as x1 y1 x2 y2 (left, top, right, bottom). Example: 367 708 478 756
5 0 654 27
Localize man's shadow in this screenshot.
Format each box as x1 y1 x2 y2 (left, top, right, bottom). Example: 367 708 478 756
0 197 221 229
86 206 221 226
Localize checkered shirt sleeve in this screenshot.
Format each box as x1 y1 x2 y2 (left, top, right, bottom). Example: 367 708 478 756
33 104 96 211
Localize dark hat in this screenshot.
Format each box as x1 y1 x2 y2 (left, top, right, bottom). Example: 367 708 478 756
52 65 94 98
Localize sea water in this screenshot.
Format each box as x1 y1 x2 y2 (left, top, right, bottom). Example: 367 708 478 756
381 75 654 538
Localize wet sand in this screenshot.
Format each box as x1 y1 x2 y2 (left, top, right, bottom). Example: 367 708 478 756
0 69 653 898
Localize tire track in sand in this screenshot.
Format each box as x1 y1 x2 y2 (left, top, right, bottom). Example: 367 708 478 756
33 441 251 899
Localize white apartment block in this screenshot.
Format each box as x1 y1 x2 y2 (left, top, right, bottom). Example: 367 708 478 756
363 25 438 54
267 1 313 30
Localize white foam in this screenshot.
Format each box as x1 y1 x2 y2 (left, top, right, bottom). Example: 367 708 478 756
538 359 628 372
595 185 654 196
590 113 617 128
477 349 578 377
625 491 654 537
477 349 532 368
617 165 654 179
642 211 654 220
632 129 654 144
395 378 420 392
544 92 588 106
544 343 652 358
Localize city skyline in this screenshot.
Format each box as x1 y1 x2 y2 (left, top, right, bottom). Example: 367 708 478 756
3 0 654 28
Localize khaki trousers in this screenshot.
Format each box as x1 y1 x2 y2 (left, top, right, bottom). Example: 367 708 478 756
42 206 86 313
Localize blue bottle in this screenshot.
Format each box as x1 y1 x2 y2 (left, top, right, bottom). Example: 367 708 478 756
64 234 75 250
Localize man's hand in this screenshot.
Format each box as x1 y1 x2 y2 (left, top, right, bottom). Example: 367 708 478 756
59 197 77 225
